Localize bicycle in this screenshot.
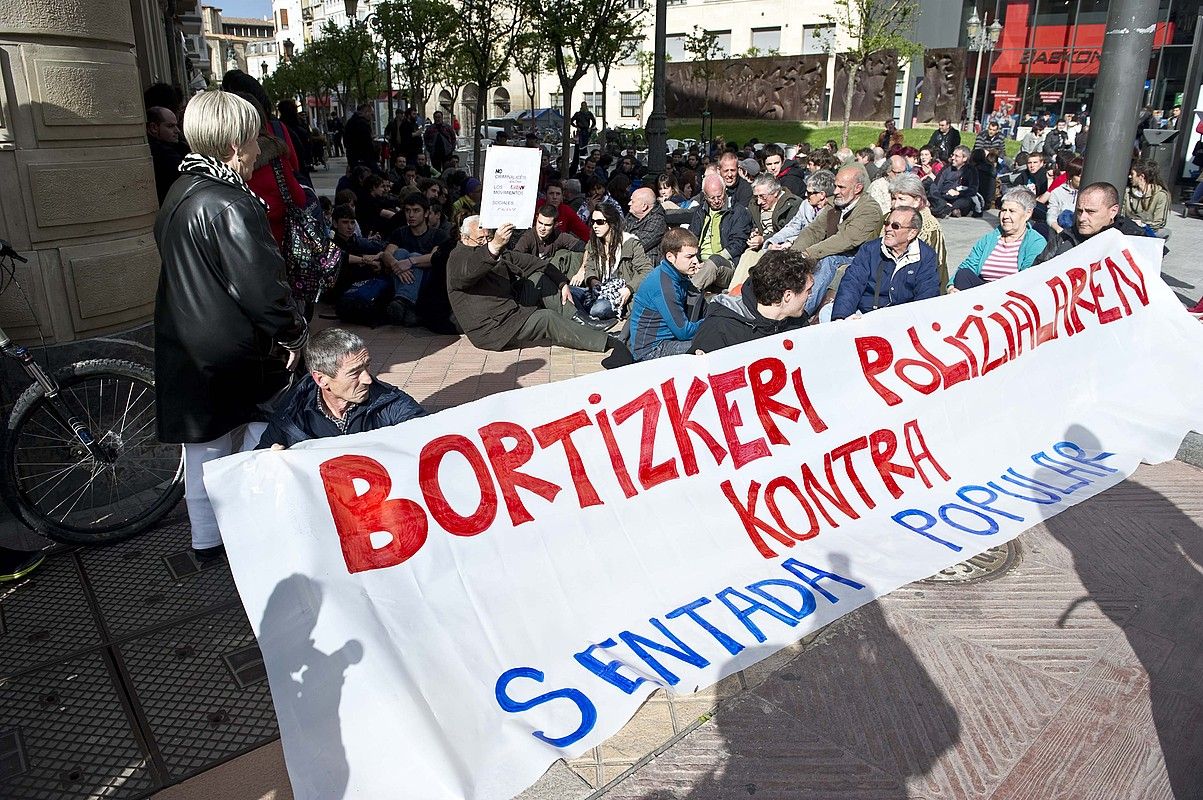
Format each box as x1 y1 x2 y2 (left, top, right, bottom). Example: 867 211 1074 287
0 240 184 544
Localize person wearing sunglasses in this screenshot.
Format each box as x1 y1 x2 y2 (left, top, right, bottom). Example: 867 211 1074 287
829 207 939 322
765 170 836 251
569 202 652 323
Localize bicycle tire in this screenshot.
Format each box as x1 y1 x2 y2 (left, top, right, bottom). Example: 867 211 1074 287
1 359 184 545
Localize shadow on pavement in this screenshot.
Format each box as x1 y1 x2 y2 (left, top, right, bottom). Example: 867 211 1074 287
259 574 362 799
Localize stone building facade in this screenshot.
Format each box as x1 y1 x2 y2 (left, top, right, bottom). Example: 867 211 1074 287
0 0 193 352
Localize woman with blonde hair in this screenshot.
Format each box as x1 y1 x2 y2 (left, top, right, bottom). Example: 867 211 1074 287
154 89 307 559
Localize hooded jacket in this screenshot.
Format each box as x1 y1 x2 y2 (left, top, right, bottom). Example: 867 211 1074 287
583 232 653 295
691 281 808 353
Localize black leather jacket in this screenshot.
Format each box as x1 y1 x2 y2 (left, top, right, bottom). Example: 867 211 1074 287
153 173 306 443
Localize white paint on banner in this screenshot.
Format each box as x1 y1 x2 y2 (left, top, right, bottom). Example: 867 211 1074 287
205 231 1203 800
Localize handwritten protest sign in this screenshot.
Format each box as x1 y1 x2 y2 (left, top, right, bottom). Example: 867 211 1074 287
479 145 541 228
207 231 1203 800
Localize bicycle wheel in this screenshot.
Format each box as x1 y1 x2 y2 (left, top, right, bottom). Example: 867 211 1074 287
1 359 184 545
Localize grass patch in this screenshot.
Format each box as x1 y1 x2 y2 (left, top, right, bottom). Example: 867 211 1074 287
666 118 1022 158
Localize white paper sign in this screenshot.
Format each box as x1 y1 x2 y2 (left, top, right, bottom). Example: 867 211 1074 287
206 232 1203 800
479 145 542 228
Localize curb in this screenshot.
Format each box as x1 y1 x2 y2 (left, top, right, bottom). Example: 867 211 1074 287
1176 431 1203 470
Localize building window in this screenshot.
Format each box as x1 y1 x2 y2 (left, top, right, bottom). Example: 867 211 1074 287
620 91 640 117
550 92 562 110
802 24 833 54
750 27 780 53
279 9 289 29
624 0 645 7
583 92 602 116
666 34 686 61
708 30 731 58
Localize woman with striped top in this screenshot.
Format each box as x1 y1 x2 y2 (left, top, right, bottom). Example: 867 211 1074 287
950 187 1049 292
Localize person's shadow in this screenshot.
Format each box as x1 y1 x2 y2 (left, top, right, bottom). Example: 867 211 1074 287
418 358 546 412
1043 425 1203 797
258 574 363 799
631 554 960 799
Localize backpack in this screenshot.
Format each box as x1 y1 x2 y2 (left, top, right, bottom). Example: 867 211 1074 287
336 277 395 327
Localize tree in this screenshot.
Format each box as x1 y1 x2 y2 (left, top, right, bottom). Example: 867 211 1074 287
375 0 459 117
449 0 525 175
592 24 644 129
636 49 657 119
823 0 923 147
312 21 383 110
523 0 645 176
684 27 723 114
513 30 549 126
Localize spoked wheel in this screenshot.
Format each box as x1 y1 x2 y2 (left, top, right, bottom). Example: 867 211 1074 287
1 359 184 544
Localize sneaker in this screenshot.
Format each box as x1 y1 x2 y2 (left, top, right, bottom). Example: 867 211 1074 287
191 544 227 563
386 298 421 327
0 547 46 581
601 337 635 369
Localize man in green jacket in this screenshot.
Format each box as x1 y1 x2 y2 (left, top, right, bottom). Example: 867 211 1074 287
788 165 883 316
446 217 631 360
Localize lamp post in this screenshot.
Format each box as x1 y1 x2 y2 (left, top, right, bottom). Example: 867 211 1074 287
283 37 295 61
965 9 1002 131
345 0 394 121
644 0 668 176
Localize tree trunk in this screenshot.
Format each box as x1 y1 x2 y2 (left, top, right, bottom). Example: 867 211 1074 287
472 85 486 178
841 58 858 148
598 65 610 129
558 81 578 178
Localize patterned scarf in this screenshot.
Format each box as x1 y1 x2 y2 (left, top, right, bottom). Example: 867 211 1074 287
179 153 268 210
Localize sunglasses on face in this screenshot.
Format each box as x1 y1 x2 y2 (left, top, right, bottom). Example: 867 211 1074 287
591 218 608 225
887 221 913 230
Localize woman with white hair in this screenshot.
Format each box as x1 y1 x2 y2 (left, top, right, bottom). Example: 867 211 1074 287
950 187 1048 291
154 89 307 559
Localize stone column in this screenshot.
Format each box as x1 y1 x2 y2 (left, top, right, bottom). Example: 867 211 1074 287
0 0 160 345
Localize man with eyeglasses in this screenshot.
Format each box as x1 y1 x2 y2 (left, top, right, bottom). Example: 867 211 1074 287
446 217 633 363
869 155 909 214
729 173 802 290
829 207 939 322
686 173 753 293
766 170 835 250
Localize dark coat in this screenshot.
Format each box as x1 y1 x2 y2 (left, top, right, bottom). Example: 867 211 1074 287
511 228 585 259
256 375 427 449
688 201 754 266
446 244 568 351
149 138 183 205
776 162 807 198
1040 215 1151 262
153 174 306 443
343 112 375 167
747 189 803 238
831 239 940 320
927 128 961 162
691 281 807 353
624 202 668 263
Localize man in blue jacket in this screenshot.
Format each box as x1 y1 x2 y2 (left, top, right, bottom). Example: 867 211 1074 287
830 207 940 321
258 328 427 449
628 228 703 361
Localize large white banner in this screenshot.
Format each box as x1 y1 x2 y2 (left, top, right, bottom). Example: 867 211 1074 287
207 231 1203 800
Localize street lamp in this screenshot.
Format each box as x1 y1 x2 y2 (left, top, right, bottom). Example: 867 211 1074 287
345 0 395 121
283 38 295 61
965 9 1002 131
261 61 268 77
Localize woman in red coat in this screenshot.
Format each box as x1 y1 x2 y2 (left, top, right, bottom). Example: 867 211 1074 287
248 117 307 248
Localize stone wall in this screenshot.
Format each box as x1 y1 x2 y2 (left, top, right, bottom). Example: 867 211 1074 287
830 52 899 123
915 48 966 124
0 0 160 345
666 55 829 121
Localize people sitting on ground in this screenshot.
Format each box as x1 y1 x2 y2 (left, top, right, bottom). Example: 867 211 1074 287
766 169 835 249
381 192 449 325
763 143 806 197
950 187 1048 291
257 328 426 449
579 176 623 223
927 118 961 163
729 173 803 290
625 187 668 263
692 250 814 354
971 148 996 211
915 146 942 187
1123 159 1170 237
855 148 880 180
570 202 652 322
974 120 1008 166
513 203 587 259
541 180 592 241
1020 121 1047 156
687 173 753 293
446 217 631 362
1047 156 1083 234
386 154 408 187
1043 181 1153 260
628 228 703 361
1015 151 1050 223
1043 119 1074 160
788 164 883 317
888 173 949 290
330 204 384 295
357 174 399 236
829 207 940 321
928 145 979 218
718 152 754 207
451 177 482 222
869 155 908 214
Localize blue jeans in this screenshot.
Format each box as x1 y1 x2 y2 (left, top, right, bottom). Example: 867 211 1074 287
807 255 853 316
569 286 616 319
643 337 694 361
390 248 427 305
